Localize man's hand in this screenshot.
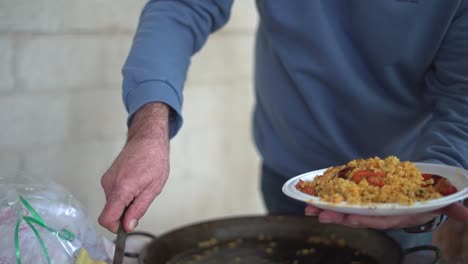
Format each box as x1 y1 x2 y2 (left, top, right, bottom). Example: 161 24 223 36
305 203 468 229
98 103 170 233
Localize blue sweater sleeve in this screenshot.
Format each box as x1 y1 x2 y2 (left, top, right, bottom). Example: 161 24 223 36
122 0 233 137
413 5 468 168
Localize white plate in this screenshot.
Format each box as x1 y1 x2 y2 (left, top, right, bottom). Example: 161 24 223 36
282 163 468 216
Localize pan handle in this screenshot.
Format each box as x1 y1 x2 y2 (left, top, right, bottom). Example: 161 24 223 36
403 245 441 264
113 231 158 259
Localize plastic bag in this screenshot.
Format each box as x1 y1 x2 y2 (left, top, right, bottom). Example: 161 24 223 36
0 175 112 264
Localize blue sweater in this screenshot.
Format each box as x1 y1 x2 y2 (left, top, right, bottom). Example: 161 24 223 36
123 0 468 178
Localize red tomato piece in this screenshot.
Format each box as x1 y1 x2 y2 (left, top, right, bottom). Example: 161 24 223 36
302 186 315 195
352 170 386 184
367 176 385 187
295 180 315 195
352 170 372 183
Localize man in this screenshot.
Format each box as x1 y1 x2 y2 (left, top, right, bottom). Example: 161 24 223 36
98 0 468 249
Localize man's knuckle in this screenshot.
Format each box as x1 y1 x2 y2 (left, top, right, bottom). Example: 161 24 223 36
133 205 148 217
98 215 110 227
108 191 133 205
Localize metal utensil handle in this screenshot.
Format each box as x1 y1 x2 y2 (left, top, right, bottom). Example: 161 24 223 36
403 245 441 264
113 207 129 264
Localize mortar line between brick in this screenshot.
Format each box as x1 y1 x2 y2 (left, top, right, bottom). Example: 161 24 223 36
0 79 254 96
0 138 127 153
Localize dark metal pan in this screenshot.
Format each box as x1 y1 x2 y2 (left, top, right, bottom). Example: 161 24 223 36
134 215 439 264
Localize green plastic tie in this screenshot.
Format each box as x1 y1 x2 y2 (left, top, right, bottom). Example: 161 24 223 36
14 196 76 264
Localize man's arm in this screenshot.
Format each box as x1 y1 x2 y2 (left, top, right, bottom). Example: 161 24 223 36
99 0 234 233
411 3 468 168
124 0 234 137
127 102 170 143
99 102 169 233
305 4 468 229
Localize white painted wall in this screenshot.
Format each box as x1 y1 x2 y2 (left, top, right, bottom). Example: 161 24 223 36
0 0 264 238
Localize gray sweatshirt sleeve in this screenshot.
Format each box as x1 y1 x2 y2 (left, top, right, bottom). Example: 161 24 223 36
413 4 468 168
122 0 233 137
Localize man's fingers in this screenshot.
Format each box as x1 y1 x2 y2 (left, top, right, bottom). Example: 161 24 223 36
100 170 115 199
311 208 435 229
305 202 468 230
318 210 345 224
305 205 322 216
437 202 468 222
123 186 161 232
343 213 436 229
342 215 401 229
98 189 135 233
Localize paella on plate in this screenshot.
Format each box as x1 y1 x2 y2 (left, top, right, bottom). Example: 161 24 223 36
294 156 456 205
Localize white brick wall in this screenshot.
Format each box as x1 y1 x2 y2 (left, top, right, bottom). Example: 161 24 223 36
68 90 127 142
227 0 259 32
0 91 126 148
0 151 22 178
17 36 108 91
0 0 146 33
0 94 70 148
188 33 254 85
0 0 263 239
101 35 133 87
0 0 257 33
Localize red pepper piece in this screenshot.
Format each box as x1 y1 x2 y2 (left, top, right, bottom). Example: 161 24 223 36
421 173 433 187
431 175 442 185
435 178 457 196
422 173 433 181
421 174 443 187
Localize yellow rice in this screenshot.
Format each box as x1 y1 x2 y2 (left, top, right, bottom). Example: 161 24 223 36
298 156 442 205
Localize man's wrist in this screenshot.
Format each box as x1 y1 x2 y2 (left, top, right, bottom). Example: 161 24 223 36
403 215 445 233
127 102 170 143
